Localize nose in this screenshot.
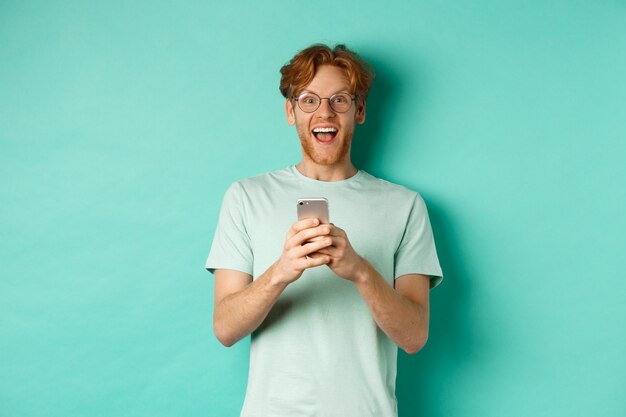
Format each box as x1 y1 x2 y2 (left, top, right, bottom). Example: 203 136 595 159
317 98 336 118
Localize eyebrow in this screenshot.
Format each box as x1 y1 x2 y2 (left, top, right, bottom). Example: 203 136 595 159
300 89 351 96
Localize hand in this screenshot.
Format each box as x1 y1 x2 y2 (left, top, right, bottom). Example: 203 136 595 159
308 223 367 282
271 218 333 285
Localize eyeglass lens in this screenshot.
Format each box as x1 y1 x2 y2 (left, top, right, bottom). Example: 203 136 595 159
297 92 353 113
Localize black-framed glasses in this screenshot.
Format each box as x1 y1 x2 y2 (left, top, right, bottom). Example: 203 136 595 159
294 91 356 113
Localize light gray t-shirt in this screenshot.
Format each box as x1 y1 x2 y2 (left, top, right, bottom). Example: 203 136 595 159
206 165 443 417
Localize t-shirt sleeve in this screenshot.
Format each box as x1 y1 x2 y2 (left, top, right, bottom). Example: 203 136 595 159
205 182 253 276
394 193 444 289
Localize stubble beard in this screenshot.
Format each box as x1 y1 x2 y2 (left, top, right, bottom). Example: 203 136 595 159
296 126 354 166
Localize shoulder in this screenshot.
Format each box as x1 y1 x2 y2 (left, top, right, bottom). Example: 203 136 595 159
359 171 423 203
223 166 292 197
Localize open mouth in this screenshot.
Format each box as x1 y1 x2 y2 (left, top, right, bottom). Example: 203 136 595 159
312 127 338 142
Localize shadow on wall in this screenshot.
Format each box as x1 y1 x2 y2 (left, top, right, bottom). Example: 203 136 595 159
351 53 394 172
396 200 475 417
352 52 476 417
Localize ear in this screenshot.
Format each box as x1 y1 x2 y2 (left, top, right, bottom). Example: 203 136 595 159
286 98 296 125
355 97 366 124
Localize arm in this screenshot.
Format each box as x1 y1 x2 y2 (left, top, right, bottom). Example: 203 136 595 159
212 218 333 347
309 225 431 354
354 262 430 354
213 266 287 347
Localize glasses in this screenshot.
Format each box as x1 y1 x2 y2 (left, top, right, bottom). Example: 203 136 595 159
294 91 356 113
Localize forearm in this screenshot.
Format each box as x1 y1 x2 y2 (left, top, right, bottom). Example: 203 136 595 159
354 259 429 354
214 262 288 347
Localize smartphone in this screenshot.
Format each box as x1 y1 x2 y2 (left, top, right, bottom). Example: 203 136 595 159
297 198 329 224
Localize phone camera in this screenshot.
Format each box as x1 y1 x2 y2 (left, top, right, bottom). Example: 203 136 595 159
299 202 303 205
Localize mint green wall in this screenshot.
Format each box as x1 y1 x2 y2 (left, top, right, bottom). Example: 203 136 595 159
1 1 624 416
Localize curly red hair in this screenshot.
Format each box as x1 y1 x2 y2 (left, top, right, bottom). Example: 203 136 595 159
279 44 375 102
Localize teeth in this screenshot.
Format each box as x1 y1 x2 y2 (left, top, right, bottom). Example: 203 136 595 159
313 127 338 133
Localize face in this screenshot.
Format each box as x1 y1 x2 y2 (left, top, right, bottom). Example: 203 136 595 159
286 65 366 167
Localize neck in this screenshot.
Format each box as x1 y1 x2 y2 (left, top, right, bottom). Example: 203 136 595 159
295 159 358 182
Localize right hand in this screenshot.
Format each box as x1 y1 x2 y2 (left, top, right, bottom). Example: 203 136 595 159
271 218 333 285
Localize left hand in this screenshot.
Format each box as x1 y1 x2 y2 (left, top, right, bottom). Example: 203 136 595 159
308 223 367 282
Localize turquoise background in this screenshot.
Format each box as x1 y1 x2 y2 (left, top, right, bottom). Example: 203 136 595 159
1 1 625 416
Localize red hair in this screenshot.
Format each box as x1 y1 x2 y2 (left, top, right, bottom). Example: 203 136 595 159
279 44 375 102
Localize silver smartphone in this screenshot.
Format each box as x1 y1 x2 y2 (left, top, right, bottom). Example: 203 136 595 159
297 198 329 224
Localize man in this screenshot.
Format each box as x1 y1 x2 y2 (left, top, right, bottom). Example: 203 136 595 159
206 43 443 417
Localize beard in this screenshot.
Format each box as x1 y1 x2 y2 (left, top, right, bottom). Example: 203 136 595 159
296 126 354 166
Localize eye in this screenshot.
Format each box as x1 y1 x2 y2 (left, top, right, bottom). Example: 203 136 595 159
300 94 318 105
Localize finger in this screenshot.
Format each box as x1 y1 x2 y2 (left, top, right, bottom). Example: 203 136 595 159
288 224 331 249
325 223 346 237
295 236 333 258
307 237 336 255
286 218 320 240
308 246 334 257
298 254 330 269
301 234 328 245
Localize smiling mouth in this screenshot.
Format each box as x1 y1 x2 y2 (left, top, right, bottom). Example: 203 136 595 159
312 127 338 142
